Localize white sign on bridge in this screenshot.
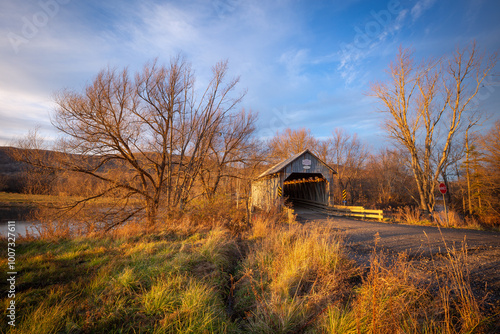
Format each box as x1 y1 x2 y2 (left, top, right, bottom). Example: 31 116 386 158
302 159 311 171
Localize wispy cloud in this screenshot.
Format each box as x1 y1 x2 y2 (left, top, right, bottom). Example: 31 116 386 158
0 89 55 143
0 0 498 147
279 49 310 84
336 2 411 86
410 0 437 21
393 8 409 31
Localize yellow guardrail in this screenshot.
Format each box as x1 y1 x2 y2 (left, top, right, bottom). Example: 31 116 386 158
291 198 384 221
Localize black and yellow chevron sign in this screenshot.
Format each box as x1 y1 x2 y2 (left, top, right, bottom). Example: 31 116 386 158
342 189 347 201
277 186 282 197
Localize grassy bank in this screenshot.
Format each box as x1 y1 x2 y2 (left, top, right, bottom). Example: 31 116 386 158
1 222 242 333
0 214 497 333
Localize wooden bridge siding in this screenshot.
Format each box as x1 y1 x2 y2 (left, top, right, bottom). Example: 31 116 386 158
251 172 283 211
251 150 335 210
283 151 333 184
281 152 331 204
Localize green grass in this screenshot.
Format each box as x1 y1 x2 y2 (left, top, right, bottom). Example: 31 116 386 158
0 191 142 208
0 227 238 333
234 221 356 333
0 192 64 205
0 213 496 333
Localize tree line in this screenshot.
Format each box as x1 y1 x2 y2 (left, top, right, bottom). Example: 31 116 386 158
5 43 499 228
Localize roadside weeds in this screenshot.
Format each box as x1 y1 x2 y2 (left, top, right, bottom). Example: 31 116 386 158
1 214 498 333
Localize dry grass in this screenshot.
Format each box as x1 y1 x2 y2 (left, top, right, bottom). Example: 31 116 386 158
433 210 458 227
0 191 64 205
320 240 488 334
235 221 356 333
250 203 297 239
1 204 494 333
322 252 428 333
432 242 484 333
394 206 485 230
432 210 484 230
395 205 422 224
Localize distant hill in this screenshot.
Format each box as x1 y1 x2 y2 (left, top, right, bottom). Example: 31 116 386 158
0 146 187 193
0 146 30 192
0 146 115 193
0 146 27 175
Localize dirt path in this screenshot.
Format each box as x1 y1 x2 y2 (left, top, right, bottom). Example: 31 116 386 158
294 207 500 317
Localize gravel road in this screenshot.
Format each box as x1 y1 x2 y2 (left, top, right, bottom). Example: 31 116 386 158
294 207 500 318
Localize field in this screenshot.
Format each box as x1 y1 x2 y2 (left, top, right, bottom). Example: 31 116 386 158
1 209 499 334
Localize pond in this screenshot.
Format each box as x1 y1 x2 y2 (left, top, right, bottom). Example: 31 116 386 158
0 220 39 238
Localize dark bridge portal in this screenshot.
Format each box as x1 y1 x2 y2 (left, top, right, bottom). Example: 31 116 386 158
251 149 336 211
283 172 328 205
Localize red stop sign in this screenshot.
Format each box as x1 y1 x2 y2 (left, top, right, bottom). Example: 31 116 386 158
439 182 447 194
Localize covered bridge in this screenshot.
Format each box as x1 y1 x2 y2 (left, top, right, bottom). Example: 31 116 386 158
251 149 336 210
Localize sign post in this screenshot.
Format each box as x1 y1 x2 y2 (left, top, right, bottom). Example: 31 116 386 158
439 182 449 227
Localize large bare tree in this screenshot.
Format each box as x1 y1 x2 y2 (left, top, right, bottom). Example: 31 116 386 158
199 108 258 200
267 127 317 162
371 43 496 212
18 56 244 229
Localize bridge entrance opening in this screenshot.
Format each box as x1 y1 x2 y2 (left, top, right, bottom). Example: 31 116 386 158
283 172 328 206
251 149 335 211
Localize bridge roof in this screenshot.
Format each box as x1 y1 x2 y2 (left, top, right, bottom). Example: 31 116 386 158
257 149 336 179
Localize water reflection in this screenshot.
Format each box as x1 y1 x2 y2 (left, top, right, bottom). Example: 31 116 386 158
0 221 40 238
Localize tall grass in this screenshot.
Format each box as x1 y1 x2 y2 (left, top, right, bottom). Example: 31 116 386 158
434 243 483 333
0 225 238 333
0 206 493 333
395 205 422 224
432 210 484 230
394 205 485 230
320 245 487 333
321 252 426 333
235 221 355 333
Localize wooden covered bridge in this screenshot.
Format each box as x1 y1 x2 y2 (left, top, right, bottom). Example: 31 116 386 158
251 149 336 210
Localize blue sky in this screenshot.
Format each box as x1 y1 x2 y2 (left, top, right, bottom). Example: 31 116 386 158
1 0 499 147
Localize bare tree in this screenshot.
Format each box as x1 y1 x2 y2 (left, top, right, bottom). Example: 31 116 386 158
327 128 369 204
267 128 317 162
475 121 500 224
365 148 416 207
315 139 331 164
460 112 485 215
370 43 496 212
18 56 244 229
199 108 258 200
12 127 57 195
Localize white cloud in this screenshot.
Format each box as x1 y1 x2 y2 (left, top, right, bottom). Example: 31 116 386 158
393 9 408 31
1 0 497 148
278 48 310 84
0 89 56 144
411 0 437 21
